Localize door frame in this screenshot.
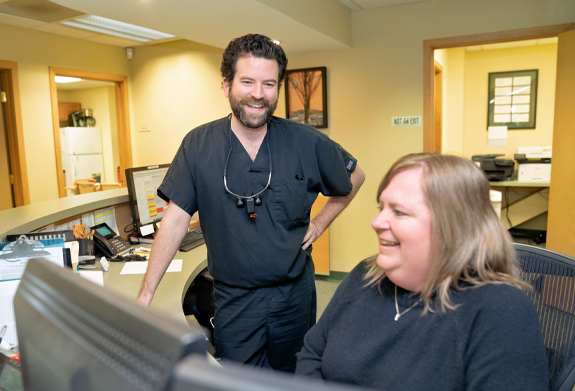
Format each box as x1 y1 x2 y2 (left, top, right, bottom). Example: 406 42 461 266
0 60 30 207
433 60 443 153
422 23 574 153
49 67 133 198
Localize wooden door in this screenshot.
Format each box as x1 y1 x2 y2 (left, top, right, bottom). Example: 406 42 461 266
546 30 575 257
434 61 443 153
311 197 330 275
0 76 13 211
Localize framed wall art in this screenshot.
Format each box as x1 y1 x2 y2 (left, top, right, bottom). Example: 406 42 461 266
487 69 538 130
285 67 327 129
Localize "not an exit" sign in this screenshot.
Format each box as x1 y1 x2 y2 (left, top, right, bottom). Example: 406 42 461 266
391 116 422 127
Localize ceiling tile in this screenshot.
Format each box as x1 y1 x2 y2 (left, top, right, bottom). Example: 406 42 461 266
32 22 98 38
84 34 142 48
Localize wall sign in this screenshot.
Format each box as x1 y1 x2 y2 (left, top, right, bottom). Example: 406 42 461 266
391 116 422 127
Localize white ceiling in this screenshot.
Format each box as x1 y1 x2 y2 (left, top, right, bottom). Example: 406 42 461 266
0 0 430 54
56 79 115 91
465 37 558 51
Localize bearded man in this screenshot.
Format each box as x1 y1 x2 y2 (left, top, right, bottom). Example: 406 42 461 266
137 33 364 372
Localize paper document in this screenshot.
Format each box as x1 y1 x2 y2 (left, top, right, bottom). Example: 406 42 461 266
120 259 182 275
0 280 20 348
0 238 65 282
94 207 118 235
488 126 507 148
55 218 81 232
77 270 104 286
81 212 96 228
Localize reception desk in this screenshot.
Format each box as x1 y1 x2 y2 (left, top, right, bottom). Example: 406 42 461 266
0 189 208 327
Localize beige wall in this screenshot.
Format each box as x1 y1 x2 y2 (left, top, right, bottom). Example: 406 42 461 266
463 43 557 160
2 0 573 272
0 23 129 204
129 40 230 167
58 86 119 184
282 0 573 272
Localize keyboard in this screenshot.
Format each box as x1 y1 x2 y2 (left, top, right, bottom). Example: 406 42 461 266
179 228 205 252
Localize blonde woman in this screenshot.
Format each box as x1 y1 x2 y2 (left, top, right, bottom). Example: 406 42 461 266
296 153 548 390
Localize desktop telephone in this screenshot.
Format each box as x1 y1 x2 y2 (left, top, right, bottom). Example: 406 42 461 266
91 223 132 257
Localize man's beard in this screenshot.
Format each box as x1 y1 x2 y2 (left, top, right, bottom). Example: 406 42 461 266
229 90 278 129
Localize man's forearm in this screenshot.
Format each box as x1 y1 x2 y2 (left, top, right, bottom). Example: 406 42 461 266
137 203 191 305
313 164 365 235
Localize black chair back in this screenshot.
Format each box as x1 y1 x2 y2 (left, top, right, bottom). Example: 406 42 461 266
515 243 575 391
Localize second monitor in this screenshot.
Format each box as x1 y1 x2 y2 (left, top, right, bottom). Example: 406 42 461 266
125 164 205 252
125 164 171 237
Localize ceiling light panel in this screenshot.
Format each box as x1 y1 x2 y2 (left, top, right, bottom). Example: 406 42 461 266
60 15 174 42
55 76 81 83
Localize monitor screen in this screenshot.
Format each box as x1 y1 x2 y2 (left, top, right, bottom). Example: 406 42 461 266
14 258 207 391
125 164 170 235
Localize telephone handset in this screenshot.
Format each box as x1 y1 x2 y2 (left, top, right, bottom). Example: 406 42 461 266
91 223 132 257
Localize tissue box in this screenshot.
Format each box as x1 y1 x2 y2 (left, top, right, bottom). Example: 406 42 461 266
518 163 551 183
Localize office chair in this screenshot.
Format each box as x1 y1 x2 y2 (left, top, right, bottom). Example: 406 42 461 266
100 182 121 191
515 243 575 391
76 180 96 194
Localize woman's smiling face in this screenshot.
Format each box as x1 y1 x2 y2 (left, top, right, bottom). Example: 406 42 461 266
371 167 433 292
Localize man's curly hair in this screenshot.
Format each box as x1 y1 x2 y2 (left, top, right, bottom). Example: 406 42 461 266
220 34 287 88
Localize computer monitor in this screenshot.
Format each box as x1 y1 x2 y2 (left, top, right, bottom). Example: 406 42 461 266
125 164 170 236
14 258 207 391
170 356 366 391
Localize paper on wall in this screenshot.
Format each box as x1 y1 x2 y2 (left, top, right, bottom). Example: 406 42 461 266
81 213 96 228
55 218 81 232
94 206 118 234
488 126 507 148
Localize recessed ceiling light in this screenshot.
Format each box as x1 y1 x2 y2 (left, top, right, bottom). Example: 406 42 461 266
60 15 174 42
55 76 82 83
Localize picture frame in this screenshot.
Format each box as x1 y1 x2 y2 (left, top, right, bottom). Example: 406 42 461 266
487 69 538 130
285 67 327 129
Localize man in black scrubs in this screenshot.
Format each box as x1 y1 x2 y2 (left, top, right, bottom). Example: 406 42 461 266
137 34 365 372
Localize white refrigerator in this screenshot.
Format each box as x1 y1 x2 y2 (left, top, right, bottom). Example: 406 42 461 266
60 127 105 196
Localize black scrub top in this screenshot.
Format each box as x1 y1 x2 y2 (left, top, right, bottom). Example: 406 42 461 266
158 116 357 288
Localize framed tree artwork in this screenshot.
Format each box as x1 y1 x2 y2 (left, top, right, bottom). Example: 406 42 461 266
285 67 327 128
487 69 538 129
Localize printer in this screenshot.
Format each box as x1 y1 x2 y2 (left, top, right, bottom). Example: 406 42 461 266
514 146 551 183
471 154 514 181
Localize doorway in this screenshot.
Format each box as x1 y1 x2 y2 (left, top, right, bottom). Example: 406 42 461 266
422 23 575 256
49 67 133 198
0 60 29 210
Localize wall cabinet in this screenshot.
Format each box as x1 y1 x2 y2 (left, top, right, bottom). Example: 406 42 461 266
58 102 81 122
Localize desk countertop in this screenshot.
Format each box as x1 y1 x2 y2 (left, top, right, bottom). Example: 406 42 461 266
96 244 208 326
0 189 129 241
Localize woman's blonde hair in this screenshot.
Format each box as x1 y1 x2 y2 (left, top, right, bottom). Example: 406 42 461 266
365 153 528 313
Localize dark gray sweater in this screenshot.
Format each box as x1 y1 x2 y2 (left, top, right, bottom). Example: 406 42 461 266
296 260 548 391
